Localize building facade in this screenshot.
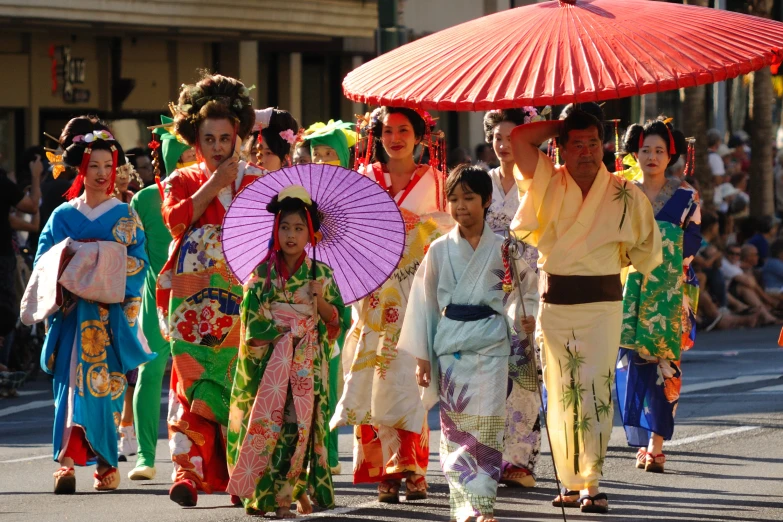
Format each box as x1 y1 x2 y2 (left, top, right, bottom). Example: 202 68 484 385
0 0 376 171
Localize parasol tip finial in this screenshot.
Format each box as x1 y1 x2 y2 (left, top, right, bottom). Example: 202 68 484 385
559 0 577 4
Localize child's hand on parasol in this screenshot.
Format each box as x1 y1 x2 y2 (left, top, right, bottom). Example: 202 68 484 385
415 358 431 388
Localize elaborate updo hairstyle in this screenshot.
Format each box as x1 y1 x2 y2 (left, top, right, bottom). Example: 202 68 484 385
483 109 528 143
259 109 300 164
172 72 256 147
60 115 127 200
623 116 687 167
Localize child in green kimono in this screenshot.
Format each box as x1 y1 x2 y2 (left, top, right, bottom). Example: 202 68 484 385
226 185 349 518
400 165 537 522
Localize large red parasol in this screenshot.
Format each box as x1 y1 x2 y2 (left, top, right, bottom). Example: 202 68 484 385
343 0 783 110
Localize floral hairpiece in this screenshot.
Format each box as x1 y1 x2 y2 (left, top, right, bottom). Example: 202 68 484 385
46 151 66 179
279 129 297 145
414 108 438 129
72 130 115 143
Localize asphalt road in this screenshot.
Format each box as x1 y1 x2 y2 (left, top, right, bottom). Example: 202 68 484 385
1 326 782 522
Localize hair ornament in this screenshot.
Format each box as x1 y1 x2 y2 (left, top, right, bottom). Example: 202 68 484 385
46 150 66 179
72 130 115 143
279 129 297 145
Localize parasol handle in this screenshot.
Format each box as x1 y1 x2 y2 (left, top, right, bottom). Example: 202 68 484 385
312 243 318 320
506 227 568 522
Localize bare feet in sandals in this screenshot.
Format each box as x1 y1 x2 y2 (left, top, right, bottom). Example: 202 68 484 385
477 516 498 522
580 486 609 514
378 479 401 503
404 473 427 500
296 492 313 515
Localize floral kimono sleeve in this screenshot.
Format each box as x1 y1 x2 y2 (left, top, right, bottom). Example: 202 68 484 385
114 207 150 328
241 266 279 345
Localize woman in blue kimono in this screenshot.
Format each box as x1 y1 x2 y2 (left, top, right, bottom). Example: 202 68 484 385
616 118 700 474
36 117 154 494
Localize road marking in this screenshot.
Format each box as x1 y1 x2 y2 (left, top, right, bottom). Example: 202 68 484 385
16 390 48 397
0 454 51 464
687 348 782 356
0 396 168 418
666 426 760 447
681 374 779 393
0 400 52 419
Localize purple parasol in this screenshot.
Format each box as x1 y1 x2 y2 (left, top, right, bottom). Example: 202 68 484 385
222 163 406 304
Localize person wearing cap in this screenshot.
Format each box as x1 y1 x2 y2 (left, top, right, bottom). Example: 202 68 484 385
302 120 358 169
126 115 194 481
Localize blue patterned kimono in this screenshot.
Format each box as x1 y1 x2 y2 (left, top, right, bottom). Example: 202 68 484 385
36 198 154 467
616 178 700 445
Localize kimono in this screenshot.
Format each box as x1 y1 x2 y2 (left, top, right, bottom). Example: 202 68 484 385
129 184 173 470
486 167 542 477
332 162 451 484
226 257 348 514
617 178 701 445
36 197 153 467
398 224 535 520
511 150 661 490
157 161 263 492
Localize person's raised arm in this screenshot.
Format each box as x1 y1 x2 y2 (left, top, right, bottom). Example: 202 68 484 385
14 157 42 214
510 120 561 179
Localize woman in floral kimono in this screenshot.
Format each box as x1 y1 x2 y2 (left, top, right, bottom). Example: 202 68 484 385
332 106 451 502
226 186 348 517
158 73 268 507
400 165 536 522
33 116 153 494
483 108 542 488
616 118 700 473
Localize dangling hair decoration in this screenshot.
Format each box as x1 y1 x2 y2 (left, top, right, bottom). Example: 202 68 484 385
664 124 677 155
64 146 91 200
684 137 696 177
610 119 623 173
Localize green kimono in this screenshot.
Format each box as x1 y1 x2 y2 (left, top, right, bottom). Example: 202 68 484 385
226 257 349 514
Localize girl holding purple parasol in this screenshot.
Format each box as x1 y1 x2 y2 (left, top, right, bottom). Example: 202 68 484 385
225 185 349 517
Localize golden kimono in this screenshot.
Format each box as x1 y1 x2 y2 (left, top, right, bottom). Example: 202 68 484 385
511 151 661 490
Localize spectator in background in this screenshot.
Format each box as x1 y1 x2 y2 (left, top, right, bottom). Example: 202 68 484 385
746 215 778 267
774 150 783 216
446 146 471 171
0 159 41 372
126 147 153 188
726 134 750 176
763 239 783 295
293 143 312 165
707 128 725 178
474 142 497 170
713 143 736 214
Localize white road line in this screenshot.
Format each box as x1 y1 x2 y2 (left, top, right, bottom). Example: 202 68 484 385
16 390 48 397
687 348 782 356
686 390 783 398
0 396 168 418
0 454 51 464
681 374 778 393
0 400 52 418
666 426 760 447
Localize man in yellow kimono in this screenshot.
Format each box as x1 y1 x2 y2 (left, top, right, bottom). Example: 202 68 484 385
510 111 661 514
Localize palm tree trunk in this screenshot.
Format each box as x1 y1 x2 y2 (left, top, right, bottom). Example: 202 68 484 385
747 0 776 217
682 0 712 210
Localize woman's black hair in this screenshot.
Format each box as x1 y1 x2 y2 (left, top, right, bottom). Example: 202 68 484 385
266 193 321 233
60 116 126 168
483 109 528 143
371 106 428 142
260 109 300 163
445 164 493 217
623 117 687 167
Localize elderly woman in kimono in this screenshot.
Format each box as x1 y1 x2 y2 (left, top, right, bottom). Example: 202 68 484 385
510 110 661 514
28 116 153 494
615 118 700 474
399 165 537 522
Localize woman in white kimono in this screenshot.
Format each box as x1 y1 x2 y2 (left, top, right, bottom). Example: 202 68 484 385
332 106 451 502
484 108 542 488
400 165 536 522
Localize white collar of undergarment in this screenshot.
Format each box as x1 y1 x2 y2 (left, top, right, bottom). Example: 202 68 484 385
70 196 121 221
